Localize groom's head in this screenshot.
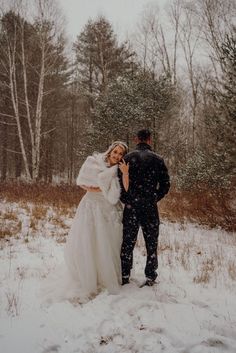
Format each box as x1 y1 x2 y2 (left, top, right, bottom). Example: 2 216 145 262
136 129 151 144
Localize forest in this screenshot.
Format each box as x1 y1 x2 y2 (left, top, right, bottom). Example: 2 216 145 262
0 0 235 230
0 3 236 351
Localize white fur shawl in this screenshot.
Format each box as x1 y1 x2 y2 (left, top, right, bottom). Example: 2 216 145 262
76 153 120 205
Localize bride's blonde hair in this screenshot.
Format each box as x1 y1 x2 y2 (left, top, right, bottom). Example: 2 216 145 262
105 141 128 161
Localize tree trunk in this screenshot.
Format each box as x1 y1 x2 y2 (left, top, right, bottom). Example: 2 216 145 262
1 122 8 181
8 43 31 180
33 43 45 180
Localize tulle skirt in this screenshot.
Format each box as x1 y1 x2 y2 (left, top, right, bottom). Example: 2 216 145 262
41 192 123 303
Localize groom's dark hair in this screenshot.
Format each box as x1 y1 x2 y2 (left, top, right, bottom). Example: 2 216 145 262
136 129 151 142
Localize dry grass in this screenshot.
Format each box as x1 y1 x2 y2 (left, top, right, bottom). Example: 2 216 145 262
5 291 20 316
228 261 236 281
0 182 235 231
158 226 236 288
31 205 48 220
159 186 236 232
193 258 215 284
0 207 21 238
0 182 84 207
0 220 22 239
5 280 22 317
51 217 68 229
28 205 48 232
1 209 18 221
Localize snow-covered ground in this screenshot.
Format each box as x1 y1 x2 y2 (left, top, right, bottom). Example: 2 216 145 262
0 200 236 353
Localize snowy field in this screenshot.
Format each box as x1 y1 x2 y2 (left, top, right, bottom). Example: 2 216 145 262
0 200 236 353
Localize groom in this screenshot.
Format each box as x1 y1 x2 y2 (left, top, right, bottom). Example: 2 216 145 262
119 129 170 286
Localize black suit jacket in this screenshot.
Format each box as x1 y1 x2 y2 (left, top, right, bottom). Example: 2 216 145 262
119 143 170 206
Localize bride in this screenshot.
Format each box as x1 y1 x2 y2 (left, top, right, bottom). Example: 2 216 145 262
62 141 129 302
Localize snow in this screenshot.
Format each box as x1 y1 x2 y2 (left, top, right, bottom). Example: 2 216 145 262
0 201 236 353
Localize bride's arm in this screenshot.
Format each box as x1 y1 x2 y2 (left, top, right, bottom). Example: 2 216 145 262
119 159 129 192
122 173 129 192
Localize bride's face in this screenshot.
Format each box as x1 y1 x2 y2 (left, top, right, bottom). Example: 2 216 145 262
108 146 125 166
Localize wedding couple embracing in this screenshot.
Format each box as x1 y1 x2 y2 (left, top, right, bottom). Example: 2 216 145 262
63 129 170 302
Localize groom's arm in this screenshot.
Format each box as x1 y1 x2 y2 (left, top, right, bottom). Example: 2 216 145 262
155 159 170 202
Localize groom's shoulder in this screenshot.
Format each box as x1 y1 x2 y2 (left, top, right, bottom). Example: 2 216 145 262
124 149 157 161
124 150 138 161
151 151 164 162
125 149 162 160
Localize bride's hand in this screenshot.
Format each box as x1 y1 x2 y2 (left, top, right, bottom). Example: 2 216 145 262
119 159 129 175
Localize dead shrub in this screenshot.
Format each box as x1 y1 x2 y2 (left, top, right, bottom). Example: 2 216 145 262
193 258 215 284
0 220 21 239
2 210 18 221
0 182 84 207
228 261 236 281
159 185 235 232
0 182 235 231
31 205 48 220
5 286 21 316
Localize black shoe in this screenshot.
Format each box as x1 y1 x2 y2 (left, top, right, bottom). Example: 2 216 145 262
145 279 156 286
140 278 156 288
122 277 130 285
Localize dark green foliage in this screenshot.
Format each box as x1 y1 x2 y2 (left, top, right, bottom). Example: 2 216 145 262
74 16 136 97
92 70 179 152
204 31 235 181
72 16 137 159
176 149 231 190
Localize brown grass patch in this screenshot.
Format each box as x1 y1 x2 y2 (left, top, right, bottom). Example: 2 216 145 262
159 186 235 232
0 182 84 207
31 205 48 220
193 258 215 284
228 261 236 281
1 210 18 222
51 217 68 229
0 220 22 239
0 182 235 231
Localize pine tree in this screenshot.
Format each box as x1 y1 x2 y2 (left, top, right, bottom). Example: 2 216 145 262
92 70 179 153
72 16 136 161
74 16 135 109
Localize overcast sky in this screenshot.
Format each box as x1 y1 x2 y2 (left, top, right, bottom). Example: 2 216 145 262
58 0 168 41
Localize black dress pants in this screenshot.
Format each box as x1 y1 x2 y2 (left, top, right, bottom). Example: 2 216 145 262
121 203 159 281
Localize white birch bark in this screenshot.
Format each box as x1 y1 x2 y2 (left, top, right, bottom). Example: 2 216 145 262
33 40 45 180
7 21 32 179
1 0 62 181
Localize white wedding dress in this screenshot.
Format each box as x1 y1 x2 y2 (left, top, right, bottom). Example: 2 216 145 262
42 153 123 303
64 191 122 300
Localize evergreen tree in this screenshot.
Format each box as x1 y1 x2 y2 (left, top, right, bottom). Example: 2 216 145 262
73 16 135 108
72 16 136 161
178 31 236 189
92 70 179 154
204 31 235 181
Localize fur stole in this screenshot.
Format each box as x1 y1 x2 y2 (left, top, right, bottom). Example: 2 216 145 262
76 153 120 205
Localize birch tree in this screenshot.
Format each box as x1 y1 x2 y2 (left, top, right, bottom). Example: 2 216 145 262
194 0 236 75
134 2 181 83
177 1 203 151
0 0 66 181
